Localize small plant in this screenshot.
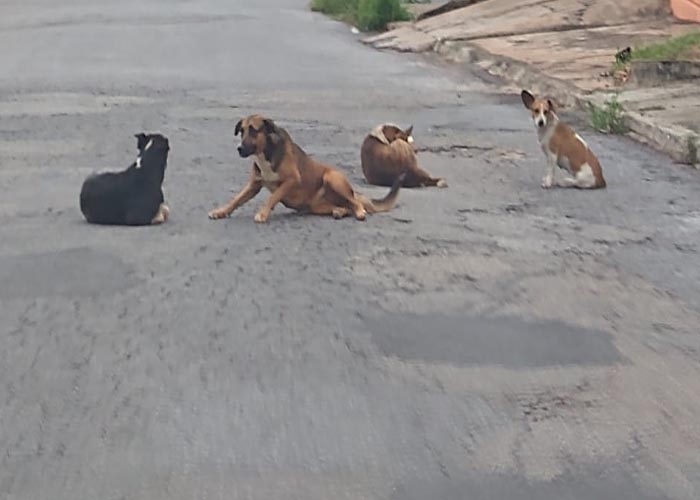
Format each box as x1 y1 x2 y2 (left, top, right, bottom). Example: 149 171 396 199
688 135 699 165
311 0 411 32
614 47 632 67
357 0 411 31
588 95 628 134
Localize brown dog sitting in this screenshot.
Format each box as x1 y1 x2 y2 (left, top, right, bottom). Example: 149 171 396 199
361 123 447 188
208 115 403 223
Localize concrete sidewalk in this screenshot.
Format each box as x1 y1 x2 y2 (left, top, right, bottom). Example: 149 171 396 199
366 0 700 165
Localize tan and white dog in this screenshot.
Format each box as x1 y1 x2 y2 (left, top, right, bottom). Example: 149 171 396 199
521 90 606 189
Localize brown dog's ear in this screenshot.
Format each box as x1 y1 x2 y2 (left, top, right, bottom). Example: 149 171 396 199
521 90 535 109
262 118 279 135
547 99 556 112
405 125 413 136
234 120 243 136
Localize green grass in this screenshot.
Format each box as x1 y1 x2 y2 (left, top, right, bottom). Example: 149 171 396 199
311 0 412 32
632 31 700 62
614 31 700 70
588 94 628 135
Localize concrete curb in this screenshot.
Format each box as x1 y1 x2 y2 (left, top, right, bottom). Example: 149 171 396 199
623 110 699 166
406 39 700 167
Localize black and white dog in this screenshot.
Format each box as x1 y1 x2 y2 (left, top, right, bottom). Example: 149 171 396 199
80 133 170 225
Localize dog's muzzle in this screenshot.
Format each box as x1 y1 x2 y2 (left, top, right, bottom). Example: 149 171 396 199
238 145 253 158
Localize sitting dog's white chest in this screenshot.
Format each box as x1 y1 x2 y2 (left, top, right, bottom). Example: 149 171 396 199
254 155 280 183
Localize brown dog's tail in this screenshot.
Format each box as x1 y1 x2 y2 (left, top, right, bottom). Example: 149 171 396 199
359 173 405 213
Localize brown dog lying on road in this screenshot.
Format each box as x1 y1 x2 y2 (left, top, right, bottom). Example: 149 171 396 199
208 115 403 223
361 123 447 188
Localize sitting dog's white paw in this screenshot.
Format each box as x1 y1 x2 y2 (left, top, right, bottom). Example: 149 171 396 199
254 209 270 223
160 204 170 221
541 175 554 189
151 204 170 225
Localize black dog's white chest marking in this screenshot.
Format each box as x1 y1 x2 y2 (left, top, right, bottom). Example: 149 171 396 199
135 139 154 168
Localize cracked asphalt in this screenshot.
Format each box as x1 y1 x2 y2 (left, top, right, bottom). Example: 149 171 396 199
2 1 700 499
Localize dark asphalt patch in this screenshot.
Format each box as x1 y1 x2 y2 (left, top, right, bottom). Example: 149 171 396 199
391 472 670 500
365 313 621 368
0 247 138 299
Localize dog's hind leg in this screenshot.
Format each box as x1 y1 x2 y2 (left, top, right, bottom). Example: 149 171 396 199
308 199 351 219
124 196 162 226
404 167 447 188
426 177 448 188
322 171 366 221
557 164 597 189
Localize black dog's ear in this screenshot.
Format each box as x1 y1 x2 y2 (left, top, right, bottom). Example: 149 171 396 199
135 133 149 150
262 118 278 135
521 90 535 109
234 120 243 136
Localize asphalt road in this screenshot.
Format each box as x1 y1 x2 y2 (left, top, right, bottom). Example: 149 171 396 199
2 1 700 499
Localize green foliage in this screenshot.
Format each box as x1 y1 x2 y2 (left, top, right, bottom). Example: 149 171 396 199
633 31 700 62
588 95 628 135
613 31 700 72
311 0 357 23
311 0 411 31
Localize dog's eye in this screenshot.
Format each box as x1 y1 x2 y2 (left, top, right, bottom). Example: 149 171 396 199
249 128 258 137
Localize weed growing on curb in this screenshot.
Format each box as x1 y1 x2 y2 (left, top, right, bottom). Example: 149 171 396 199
588 95 628 134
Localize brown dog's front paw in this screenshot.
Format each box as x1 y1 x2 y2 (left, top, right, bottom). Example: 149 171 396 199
436 179 448 188
254 209 270 223
208 207 230 220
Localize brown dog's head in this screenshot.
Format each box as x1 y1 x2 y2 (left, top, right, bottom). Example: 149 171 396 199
521 90 555 129
381 124 414 145
234 114 282 159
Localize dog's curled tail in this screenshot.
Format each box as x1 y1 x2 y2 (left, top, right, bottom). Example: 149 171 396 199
359 173 405 213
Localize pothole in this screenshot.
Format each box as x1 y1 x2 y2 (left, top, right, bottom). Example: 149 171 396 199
0 247 139 299
363 313 621 368
391 471 669 500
